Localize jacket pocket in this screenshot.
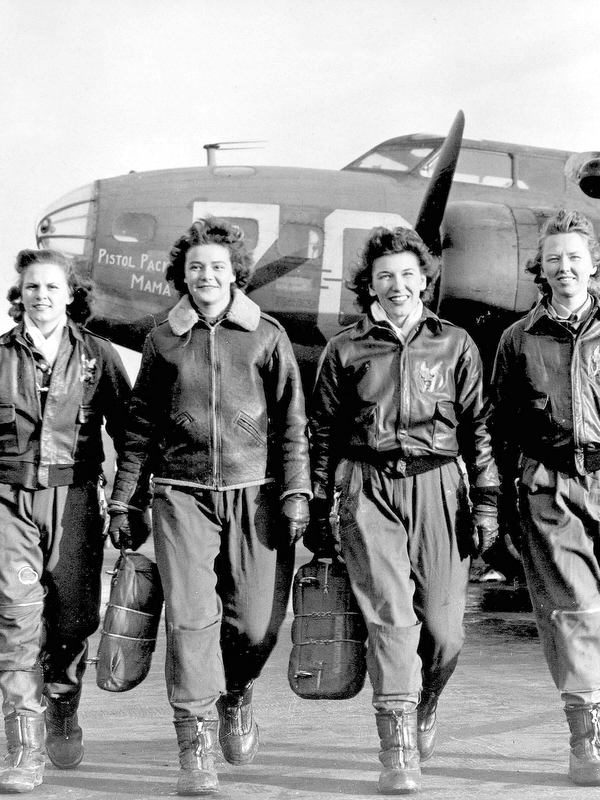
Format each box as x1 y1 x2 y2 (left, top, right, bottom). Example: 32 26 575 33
0 403 19 452
432 400 458 451
234 411 267 447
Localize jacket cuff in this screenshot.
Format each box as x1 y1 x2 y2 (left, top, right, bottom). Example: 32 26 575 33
470 486 500 508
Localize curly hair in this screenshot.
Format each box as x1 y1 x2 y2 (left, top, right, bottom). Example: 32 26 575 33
166 217 254 295
348 226 439 313
8 249 94 324
527 208 600 298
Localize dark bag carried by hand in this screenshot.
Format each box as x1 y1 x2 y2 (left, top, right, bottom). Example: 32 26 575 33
288 555 367 699
96 551 163 692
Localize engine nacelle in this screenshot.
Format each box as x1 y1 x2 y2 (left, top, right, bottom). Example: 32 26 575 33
439 201 541 314
565 151 600 198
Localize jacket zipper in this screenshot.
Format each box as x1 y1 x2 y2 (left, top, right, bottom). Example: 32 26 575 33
209 326 219 488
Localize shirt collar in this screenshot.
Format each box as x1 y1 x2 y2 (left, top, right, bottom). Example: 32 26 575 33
370 299 424 342
548 294 592 321
23 312 68 365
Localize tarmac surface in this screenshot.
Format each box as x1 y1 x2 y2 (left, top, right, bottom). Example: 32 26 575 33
1 544 584 800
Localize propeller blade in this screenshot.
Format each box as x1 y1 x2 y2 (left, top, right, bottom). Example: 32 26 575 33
415 110 465 256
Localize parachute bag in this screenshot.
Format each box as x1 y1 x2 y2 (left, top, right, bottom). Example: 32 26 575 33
288 555 367 699
96 550 164 692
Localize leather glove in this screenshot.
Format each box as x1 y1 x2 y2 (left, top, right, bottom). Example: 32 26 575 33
471 504 499 557
281 494 310 546
303 497 341 557
108 506 152 551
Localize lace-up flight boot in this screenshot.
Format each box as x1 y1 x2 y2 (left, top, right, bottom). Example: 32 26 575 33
416 691 438 762
0 712 46 793
216 682 259 765
174 717 219 796
375 704 421 794
565 704 600 785
44 690 83 769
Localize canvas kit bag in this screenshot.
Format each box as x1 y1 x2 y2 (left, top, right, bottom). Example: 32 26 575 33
95 550 163 692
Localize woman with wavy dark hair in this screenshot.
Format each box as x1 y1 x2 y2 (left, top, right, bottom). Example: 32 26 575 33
0 249 132 792
109 218 311 796
308 225 498 795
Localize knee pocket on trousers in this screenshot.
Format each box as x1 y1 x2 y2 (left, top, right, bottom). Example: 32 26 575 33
549 607 600 693
166 622 224 705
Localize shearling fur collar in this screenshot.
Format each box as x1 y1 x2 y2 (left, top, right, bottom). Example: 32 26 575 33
168 288 261 336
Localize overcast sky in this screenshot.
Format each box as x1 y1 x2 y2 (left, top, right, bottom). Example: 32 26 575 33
2 0 600 357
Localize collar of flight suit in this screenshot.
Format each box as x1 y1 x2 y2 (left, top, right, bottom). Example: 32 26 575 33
167 287 261 336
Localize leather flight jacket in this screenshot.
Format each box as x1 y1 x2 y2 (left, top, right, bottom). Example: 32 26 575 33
111 289 311 504
492 297 600 478
310 306 498 498
0 320 131 488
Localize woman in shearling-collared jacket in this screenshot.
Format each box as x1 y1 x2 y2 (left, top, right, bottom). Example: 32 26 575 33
109 217 311 796
492 209 600 786
308 226 499 795
0 248 132 793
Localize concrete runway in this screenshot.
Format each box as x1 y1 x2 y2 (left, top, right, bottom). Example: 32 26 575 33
2 544 582 800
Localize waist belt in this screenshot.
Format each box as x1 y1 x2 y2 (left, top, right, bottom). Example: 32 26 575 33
525 446 600 475
347 450 456 478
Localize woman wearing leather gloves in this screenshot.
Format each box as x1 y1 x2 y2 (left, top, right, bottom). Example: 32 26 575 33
0 249 132 793
109 217 311 796
308 226 499 795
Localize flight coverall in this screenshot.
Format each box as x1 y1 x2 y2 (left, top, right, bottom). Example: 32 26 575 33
111 289 311 718
310 307 498 706
0 320 130 715
492 297 600 704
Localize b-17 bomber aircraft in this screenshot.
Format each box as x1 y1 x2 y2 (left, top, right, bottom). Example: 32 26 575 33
33 111 600 384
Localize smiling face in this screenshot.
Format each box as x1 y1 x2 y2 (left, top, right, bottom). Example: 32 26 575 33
21 261 73 336
541 232 597 309
184 243 236 316
369 251 427 325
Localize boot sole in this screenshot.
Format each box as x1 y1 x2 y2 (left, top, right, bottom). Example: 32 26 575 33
0 768 44 793
46 745 84 770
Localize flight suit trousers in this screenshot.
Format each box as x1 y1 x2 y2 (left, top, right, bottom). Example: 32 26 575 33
335 458 472 708
0 481 105 717
152 483 295 720
519 457 600 705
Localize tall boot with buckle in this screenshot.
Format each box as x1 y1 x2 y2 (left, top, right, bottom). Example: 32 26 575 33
44 689 83 769
375 704 421 795
416 690 438 762
565 703 600 785
216 682 259 765
174 717 219 796
0 712 46 793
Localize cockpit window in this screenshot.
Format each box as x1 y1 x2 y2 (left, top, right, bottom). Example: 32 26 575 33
516 155 565 193
420 148 513 188
348 146 434 172
112 213 156 243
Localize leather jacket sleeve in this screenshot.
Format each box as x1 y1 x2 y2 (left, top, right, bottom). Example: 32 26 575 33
489 329 521 511
266 329 312 498
111 335 161 506
97 341 133 455
455 334 499 492
309 341 341 500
